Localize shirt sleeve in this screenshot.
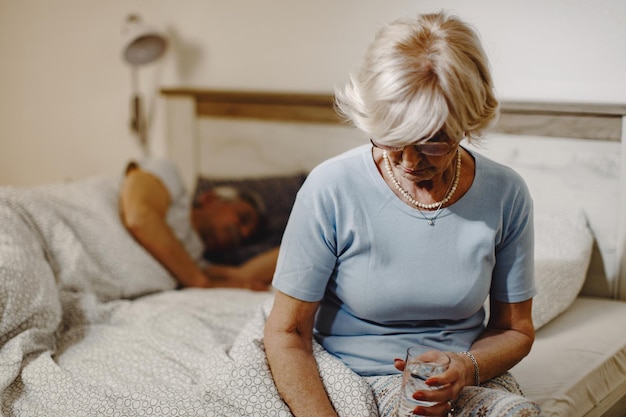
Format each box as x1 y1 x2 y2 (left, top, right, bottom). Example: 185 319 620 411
490 171 536 303
272 173 339 302
134 158 187 201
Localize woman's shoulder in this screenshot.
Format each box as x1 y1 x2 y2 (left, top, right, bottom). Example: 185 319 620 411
472 149 527 184
297 145 374 205
470 149 532 209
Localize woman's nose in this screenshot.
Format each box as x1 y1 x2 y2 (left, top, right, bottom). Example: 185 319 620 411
401 146 424 165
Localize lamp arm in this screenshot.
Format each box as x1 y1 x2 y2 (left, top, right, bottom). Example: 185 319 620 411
128 65 148 155
130 94 147 149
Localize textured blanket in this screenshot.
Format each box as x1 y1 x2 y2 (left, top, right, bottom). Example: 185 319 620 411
0 176 377 417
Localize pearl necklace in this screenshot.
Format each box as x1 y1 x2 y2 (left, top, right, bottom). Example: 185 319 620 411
382 148 462 212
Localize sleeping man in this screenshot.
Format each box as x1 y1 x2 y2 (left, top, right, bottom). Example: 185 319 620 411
119 159 279 290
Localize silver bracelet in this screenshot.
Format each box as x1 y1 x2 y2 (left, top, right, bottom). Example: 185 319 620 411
458 351 480 386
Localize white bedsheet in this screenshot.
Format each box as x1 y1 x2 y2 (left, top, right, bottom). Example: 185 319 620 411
3 169 624 417
0 177 377 417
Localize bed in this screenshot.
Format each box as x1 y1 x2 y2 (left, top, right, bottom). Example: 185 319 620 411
1 89 625 417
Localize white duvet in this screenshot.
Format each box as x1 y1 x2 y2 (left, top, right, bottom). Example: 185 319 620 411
0 176 377 417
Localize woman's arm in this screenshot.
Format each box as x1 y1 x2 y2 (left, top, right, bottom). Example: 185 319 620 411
461 298 535 386
120 167 211 288
264 291 338 417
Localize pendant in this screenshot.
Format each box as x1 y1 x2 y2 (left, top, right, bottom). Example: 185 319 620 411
427 219 435 226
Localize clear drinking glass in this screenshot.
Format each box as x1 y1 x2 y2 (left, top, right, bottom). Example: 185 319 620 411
396 346 450 417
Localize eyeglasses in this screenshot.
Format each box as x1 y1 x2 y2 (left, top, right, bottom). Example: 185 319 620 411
370 132 454 156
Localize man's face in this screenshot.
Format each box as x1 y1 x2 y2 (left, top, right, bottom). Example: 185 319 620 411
195 196 260 252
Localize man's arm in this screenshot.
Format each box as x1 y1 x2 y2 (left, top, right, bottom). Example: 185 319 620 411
120 167 212 288
204 246 279 290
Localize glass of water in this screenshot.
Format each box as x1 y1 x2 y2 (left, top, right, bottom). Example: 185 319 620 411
396 345 450 417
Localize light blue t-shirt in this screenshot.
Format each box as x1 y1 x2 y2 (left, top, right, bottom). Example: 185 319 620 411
272 145 536 376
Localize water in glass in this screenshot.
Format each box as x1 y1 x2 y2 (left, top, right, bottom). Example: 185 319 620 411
396 361 447 416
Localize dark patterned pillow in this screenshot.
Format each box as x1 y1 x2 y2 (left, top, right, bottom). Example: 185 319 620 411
194 173 307 265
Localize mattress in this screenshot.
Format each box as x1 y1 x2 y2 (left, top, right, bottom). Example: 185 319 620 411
511 297 626 417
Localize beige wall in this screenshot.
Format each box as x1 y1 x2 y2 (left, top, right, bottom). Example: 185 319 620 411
1 0 625 186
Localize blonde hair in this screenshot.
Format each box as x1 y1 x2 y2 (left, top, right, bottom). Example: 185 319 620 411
335 12 499 146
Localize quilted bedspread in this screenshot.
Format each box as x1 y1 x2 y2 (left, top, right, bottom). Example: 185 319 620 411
0 176 377 417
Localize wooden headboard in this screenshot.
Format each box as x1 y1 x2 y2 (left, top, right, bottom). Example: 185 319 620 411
161 88 626 140
160 88 626 298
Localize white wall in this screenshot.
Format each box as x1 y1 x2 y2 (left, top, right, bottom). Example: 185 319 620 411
1 0 625 186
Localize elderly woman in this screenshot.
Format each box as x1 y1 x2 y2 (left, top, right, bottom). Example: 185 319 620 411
264 12 540 417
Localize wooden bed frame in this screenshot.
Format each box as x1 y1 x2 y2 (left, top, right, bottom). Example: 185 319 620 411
160 88 625 140
161 88 626 301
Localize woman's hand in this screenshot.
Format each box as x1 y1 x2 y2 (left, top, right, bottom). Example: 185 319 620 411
394 352 468 416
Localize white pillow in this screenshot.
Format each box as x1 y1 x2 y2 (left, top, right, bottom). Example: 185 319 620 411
532 210 594 330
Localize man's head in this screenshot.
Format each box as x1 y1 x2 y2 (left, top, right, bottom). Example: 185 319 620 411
191 185 266 252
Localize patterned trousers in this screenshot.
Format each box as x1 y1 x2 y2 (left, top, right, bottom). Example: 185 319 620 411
364 372 541 417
